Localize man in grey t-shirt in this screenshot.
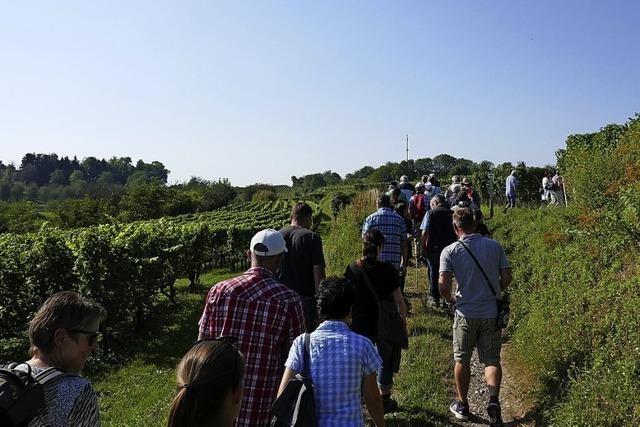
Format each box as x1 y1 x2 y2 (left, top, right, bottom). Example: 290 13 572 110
438 208 512 426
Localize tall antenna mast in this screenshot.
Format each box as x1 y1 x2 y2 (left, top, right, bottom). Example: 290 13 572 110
406 134 409 162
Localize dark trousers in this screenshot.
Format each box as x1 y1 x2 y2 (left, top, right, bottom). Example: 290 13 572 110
426 252 441 300
301 296 318 332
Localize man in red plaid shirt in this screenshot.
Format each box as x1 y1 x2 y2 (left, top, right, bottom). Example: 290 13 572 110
198 228 305 427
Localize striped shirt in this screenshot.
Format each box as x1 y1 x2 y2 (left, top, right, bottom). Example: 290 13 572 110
285 321 382 427
198 266 305 427
362 207 407 269
17 366 101 427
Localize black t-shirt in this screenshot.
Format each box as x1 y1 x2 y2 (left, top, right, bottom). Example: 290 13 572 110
425 206 457 254
278 226 325 297
344 260 399 341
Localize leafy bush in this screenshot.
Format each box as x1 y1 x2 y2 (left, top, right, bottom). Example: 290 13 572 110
490 205 640 425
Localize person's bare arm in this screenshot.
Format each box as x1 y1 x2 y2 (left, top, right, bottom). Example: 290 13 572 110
438 271 453 303
392 288 407 319
313 265 326 291
500 267 512 292
276 367 297 397
420 229 429 248
363 372 385 427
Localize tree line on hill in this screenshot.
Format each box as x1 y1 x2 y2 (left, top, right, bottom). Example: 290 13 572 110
0 150 557 234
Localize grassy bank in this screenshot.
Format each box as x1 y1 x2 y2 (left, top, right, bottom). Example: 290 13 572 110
489 207 640 425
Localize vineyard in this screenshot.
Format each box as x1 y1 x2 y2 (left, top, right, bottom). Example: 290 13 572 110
0 200 293 339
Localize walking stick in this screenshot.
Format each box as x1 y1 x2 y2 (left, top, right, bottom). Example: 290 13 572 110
414 237 419 290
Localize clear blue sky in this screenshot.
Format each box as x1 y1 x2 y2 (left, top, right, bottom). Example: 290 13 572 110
1 1 638 186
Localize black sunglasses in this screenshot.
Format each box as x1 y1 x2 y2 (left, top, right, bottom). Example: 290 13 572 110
68 329 101 346
194 336 240 387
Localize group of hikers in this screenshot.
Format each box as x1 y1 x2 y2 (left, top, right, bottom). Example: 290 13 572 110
2 177 515 427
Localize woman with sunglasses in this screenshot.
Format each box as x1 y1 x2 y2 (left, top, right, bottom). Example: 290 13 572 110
22 291 106 426
168 338 245 427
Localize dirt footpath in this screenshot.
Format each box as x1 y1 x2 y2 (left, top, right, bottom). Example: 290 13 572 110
452 343 537 427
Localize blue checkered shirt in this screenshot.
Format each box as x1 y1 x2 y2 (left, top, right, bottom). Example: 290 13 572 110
362 207 406 269
285 321 381 427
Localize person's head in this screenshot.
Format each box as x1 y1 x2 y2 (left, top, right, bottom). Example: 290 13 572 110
428 176 437 186
28 291 107 372
452 207 476 236
316 277 354 322
362 229 385 262
451 175 460 184
457 191 470 203
424 183 433 193
388 181 398 191
394 201 407 218
399 175 409 183
462 177 472 186
389 188 402 205
415 182 425 194
511 170 517 176
290 202 313 228
168 339 245 427
431 194 445 208
377 193 391 209
247 229 287 272
421 174 429 183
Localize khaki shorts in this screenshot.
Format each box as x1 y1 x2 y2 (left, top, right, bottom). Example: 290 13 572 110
453 314 502 365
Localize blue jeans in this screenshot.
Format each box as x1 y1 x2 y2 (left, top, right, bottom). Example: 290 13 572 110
426 252 441 300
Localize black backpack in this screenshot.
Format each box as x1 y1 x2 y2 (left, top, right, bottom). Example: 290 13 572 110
270 334 318 427
0 363 65 427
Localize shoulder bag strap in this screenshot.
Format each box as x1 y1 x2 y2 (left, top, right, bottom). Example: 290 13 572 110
457 239 497 297
355 259 380 304
302 333 311 380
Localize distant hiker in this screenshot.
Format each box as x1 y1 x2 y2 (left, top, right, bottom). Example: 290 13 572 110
462 177 481 208
419 194 456 308
198 229 305 427
551 171 565 206
8 291 106 427
423 183 435 207
278 277 385 426
503 170 518 212
445 175 461 200
278 202 326 332
542 171 553 205
168 339 245 427
398 175 415 201
447 185 461 208
393 201 412 292
439 208 512 426
409 182 428 225
428 175 443 195
345 230 407 415
362 194 408 290
429 173 442 190
386 182 409 205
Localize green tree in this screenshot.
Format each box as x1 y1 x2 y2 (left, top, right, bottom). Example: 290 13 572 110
49 169 67 186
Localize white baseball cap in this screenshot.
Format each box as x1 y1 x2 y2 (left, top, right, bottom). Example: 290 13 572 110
250 229 287 256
